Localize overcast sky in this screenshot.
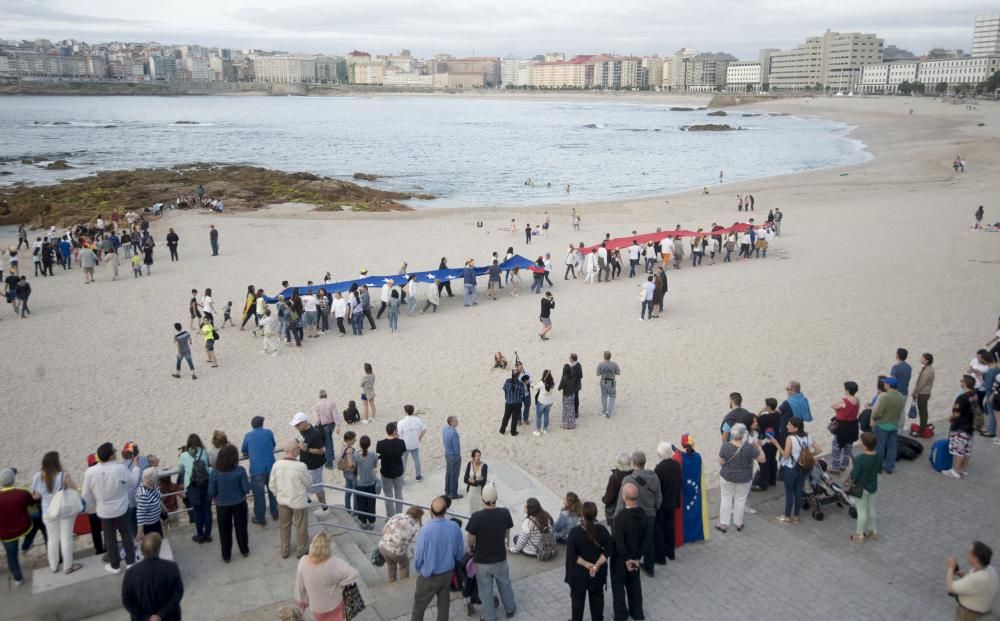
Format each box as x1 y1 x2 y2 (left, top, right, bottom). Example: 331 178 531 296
3 0 995 59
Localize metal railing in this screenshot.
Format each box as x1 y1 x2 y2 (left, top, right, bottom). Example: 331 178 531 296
317 483 471 520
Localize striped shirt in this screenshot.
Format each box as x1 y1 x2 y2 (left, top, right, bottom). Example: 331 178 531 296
135 485 162 526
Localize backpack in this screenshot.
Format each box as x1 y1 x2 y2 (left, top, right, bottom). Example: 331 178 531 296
189 450 210 486
212 328 220 340
795 437 815 471
928 438 953 472
536 524 558 561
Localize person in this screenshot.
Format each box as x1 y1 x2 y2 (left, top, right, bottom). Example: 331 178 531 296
241 416 279 526
272 439 313 558
871 376 904 475
597 351 621 418
353 436 378 530
558 364 577 430
533 370 555 435
240 285 258 331
774 208 783 235
443 416 463 500
208 430 229 467
653 442 681 563
398 404 427 481
829 381 861 475
944 375 979 479
104 247 119 280
209 224 219 256
890 348 913 401
376 422 406 517
778 380 812 434
849 431 881 543
912 353 936 437
135 467 163 537
208 444 250 563
602 453 632 530
501 370 526 436
554 492 583 543
487 260 501 301
177 434 212 543
14 275 30 318
80 245 98 283
83 442 140 573
565 244 578 280
361 363 376 424
615 452 660 576
290 412 332 515
166 228 179 261
172 323 197 380
1 468 34 586
570 354 584 417
422 280 440 314
260 308 279 354
716 423 764 533
510 497 553 557
201 316 218 368
378 506 424 582
314 390 341 471
411 496 465 621
539 291 555 340
466 484 517 621
946 541 999 620
121 533 184 621
463 259 478 307
31 451 82 574
769 416 821 524
463 449 487 512
974 205 985 229
295 532 361 621
720 392 752 443
564 501 612 621
611 482 647 621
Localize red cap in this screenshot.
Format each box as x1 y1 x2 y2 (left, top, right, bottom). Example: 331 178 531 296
86 453 98 467
122 441 138 455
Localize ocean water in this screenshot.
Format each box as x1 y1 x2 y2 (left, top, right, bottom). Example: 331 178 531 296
0 95 869 208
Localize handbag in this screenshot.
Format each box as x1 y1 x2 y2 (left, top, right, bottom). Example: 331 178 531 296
47 488 83 520
827 418 839 434
845 480 864 498
342 583 366 621
907 402 918 420
369 547 385 566
336 448 355 473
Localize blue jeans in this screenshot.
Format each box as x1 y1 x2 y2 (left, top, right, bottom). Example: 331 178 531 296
600 379 617 416
535 403 551 431
782 466 806 517
187 483 213 539
464 283 476 306
210 239 218 256
987 400 997 436
388 310 398 332
476 560 517 621
522 396 531 424
343 472 357 514
176 352 194 371
250 472 279 523
402 448 422 478
321 423 336 468
875 426 898 473
3 539 22 582
350 313 364 335
445 455 461 497
641 300 653 319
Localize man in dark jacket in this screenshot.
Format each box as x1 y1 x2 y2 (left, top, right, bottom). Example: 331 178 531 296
721 392 751 442
570 353 583 418
614 452 661 577
122 533 184 621
611 482 648 621
653 443 681 563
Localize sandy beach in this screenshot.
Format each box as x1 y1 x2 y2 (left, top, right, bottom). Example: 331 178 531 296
2 95 998 507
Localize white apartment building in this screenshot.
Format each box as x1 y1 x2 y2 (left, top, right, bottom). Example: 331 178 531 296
529 60 589 88
382 73 433 88
664 48 696 89
252 56 317 83
858 61 918 93
642 57 664 89
501 57 520 86
973 13 1000 57
183 57 213 81
768 30 883 90
918 56 1000 88
725 61 762 91
350 63 385 84
516 63 533 87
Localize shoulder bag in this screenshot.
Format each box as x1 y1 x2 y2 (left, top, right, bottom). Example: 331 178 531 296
342 582 366 620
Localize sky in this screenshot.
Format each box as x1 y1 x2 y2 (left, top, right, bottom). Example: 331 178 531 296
2 0 996 59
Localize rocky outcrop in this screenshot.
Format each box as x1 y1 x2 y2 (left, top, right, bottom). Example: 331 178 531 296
682 124 743 132
706 110 728 117
0 164 435 226
669 106 696 111
44 160 73 170
353 172 387 181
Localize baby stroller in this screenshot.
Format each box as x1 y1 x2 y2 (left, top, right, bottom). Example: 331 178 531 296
453 553 499 617
802 458 857 520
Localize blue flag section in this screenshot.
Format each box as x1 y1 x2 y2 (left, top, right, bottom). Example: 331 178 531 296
681 450 710 544
265 254 538 303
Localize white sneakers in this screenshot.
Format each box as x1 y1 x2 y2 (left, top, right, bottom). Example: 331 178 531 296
942 469 962 478
532 431 541 437
104 563 121 575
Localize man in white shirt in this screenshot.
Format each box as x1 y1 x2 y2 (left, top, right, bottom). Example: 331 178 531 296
397 405 427 481
947 541 998 620
640 276 656 321
270 440 312 559
597 244 609 282
627 242 641 278
82 442 140 574
301 292 319 338
332 292 349 336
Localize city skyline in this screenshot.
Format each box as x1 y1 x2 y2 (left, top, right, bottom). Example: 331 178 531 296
4 0 996 60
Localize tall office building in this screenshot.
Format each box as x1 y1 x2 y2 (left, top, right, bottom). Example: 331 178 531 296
972 13 1000 57
768 30 882 90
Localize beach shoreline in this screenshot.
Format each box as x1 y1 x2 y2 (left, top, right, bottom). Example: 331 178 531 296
1 96 998 509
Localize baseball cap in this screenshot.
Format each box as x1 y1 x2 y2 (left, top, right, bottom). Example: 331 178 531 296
481 484 498 504
289 412 309 427
882 377 898 388
86 453 98 467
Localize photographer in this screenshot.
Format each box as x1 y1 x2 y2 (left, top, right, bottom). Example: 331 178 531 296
538 291 554 341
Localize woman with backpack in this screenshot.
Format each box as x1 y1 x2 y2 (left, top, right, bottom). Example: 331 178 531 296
510 497 554 558
208 444 251 562
178 434 213 543
768 416 821 525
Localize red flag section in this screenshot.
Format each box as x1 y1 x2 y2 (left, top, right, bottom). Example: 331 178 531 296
579 222 759 254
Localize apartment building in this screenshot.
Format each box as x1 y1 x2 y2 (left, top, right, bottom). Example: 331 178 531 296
768 31 882 90
688 52 737 90
641 56 664 88
592 56 641 89
350 63 385 85
5 51 106 80
663 48 697 90
529 59 590 88
252 56 317 83
725 61 762 91
973 13 1000 57
858 61 919 93
918 56 1000 88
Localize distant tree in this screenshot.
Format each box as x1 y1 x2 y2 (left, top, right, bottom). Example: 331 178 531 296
898 80 913 95
912 81 926 94
935 81 949 94
980 70 1000 93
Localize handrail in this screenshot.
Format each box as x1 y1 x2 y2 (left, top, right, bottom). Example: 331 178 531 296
317 483 471 520
311 504 383 537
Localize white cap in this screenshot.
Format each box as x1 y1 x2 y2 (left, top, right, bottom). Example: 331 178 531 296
289 412 309 427
481 484 498 504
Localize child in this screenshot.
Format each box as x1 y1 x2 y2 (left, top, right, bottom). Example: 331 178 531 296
340 431 357 513
492 352 508 370
753 398 781 490
222 301 235 327
343 401 361 424
131 253 142 278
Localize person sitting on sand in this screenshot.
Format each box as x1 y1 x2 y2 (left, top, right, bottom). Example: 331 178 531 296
493 352 508 370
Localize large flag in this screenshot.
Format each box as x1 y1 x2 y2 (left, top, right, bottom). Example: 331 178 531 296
681 450 710 544
580 222 758 255
265 254 538 303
